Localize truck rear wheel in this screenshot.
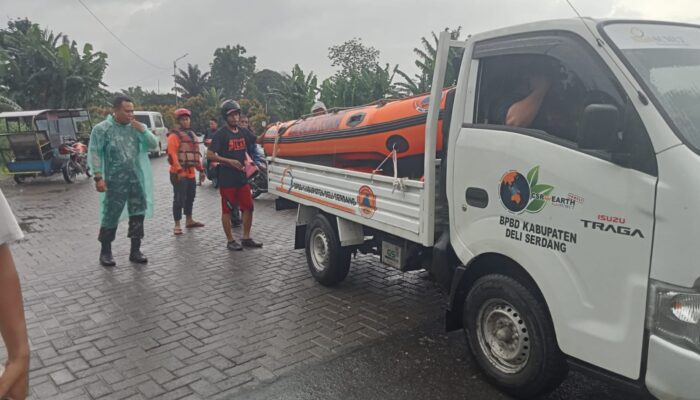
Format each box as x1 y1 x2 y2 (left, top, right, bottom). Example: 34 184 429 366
305 214 351 286
463 274 567 398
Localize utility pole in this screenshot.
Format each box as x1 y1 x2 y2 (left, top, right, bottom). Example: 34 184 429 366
173 53 188 106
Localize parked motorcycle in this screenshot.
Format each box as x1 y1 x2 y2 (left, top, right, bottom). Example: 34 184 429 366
203 140 267 197
58 138 91 183
249 144 268 199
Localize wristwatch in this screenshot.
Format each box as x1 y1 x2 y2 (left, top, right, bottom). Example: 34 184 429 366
93 176 103 182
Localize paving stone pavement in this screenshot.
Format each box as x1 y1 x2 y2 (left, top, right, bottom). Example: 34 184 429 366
0 157 445 399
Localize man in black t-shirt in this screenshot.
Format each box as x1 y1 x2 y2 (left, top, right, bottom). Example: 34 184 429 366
207 100 264 251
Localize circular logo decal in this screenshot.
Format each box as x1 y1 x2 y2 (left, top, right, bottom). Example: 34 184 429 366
499 171 530 213
357 185 377 218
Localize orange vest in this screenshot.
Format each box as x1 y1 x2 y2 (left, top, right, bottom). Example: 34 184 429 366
169 129 201 169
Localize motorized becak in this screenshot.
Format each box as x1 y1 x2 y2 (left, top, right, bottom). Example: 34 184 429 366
0 109 92 183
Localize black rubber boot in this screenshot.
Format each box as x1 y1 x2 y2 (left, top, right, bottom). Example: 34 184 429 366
129 238 148 264
99 241 116 267
98 227 117 267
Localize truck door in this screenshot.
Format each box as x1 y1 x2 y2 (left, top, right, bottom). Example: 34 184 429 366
451 33 658 379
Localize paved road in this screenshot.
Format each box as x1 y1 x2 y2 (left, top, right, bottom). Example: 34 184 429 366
240 321 642 400
0 157 645 399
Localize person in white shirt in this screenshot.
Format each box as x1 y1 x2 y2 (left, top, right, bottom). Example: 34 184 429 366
0 189 29 399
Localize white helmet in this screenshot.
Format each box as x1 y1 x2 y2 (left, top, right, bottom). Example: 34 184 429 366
310 101 327 114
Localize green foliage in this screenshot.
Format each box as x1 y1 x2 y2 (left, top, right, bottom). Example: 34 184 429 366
87 106 110 125
198 87 224 123
245 69 286 122
239 98 267 135
210 44 256 99
0 93 21 112
201 87 223 108
175 63 210 98
119 86 175 106
395 27 464 96
319 38 398 109
0 18 108 109
319 63 398 109
328 38 380 78
271 65 318 120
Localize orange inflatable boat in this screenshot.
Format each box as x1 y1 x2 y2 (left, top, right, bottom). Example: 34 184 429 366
263 88 454 177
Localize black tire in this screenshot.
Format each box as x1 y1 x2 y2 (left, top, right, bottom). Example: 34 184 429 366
251 174 265 199
305 214 351 286
62 161 77 183
463 274 567 398
13 175 26 184
251 185 262 199
77 154 91 177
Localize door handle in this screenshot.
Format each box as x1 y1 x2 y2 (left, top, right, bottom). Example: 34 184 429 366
465 187 488 208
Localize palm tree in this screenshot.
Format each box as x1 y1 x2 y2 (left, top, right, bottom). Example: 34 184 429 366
395 27 464 96
53 40 108 108
174 63 210 98
201 87 224 109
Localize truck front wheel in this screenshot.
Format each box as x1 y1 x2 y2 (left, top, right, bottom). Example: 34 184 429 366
463 274 567 398
305 214 351 286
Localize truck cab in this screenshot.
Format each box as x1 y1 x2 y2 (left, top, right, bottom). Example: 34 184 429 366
443 18 700 400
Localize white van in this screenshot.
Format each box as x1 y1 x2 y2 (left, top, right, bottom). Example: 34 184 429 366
134 111 168 157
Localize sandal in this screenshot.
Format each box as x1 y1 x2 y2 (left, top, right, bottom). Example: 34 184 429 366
186 221 205 228
174 226 183 236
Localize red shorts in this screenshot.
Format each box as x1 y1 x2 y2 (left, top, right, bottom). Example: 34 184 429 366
220 185 254 214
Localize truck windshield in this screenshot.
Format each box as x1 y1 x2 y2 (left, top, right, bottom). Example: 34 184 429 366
603 22 700 151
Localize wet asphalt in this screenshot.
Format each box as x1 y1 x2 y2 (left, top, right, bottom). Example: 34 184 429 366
238 317 649 400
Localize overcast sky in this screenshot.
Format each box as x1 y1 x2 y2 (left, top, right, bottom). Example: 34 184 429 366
2 0 699 93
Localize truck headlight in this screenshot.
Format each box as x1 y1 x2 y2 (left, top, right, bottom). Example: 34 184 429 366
648 280 700 353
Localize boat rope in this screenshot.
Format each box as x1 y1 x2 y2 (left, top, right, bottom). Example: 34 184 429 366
271 125 281 163
371 146 406 194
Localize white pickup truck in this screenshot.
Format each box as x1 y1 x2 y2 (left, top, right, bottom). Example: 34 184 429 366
267 19 700 399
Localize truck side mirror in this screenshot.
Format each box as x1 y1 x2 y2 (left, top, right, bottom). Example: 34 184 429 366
577 104 619 151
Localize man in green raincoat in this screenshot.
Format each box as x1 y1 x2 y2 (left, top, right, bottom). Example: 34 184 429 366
88 95 157 267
